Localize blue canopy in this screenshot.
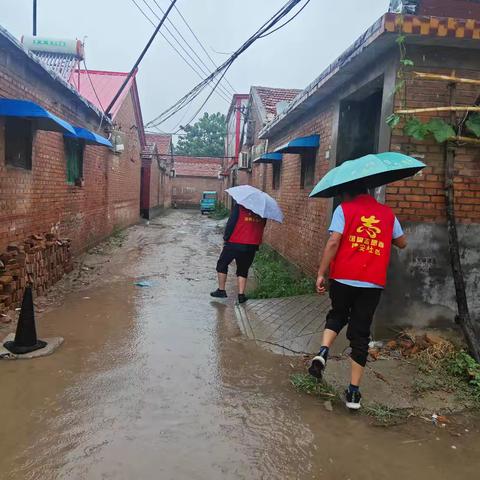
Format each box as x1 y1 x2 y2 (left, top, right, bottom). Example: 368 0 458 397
274 134 320 154
0 98 75 135
65 126 112 147
253 152 283 164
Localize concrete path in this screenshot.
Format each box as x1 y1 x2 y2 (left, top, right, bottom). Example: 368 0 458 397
235 294 330 355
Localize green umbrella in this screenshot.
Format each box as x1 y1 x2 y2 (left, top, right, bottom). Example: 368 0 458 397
309 152 426 198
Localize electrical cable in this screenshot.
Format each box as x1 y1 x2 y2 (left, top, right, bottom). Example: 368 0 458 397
131 0 231 104
106 0 179 115
141 0 233 99
145 0 305 128
151 0 236 95
82 58 108 130
258 0 312 38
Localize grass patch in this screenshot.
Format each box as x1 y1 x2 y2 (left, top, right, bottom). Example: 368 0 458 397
209 202 230 220
250 246 316 299
364 403 408 425
413 350 480 408
290 373 339 399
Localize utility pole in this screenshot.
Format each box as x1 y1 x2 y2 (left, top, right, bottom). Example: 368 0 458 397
33 0 38 36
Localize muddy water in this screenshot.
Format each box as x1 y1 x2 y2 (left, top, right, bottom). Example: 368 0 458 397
1 211 479 479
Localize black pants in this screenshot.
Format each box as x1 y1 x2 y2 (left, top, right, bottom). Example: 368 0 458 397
325 280 382 367
216 244 256 278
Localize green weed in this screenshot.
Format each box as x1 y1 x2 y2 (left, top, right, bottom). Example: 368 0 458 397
364 403 408 425
209 202 230 220
250 246 316 299
290 373 338 399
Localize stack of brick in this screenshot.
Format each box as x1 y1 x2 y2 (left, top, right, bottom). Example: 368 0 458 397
0 234 73 314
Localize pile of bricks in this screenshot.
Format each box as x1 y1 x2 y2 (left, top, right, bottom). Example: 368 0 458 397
0 234 73 314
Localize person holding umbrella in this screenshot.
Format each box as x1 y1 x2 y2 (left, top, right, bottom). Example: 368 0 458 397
210 185 283 304
307 152 425 410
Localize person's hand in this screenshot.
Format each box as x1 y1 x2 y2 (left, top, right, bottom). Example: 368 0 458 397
316 275 326 294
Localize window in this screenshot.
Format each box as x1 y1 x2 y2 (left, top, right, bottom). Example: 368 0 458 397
272 162 281 190
5 118 33 169
64 137 84 185
300 149 316 188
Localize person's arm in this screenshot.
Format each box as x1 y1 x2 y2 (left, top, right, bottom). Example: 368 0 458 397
316 205 344 294
223 204 240 241
316 232 342 294
392 217 407 249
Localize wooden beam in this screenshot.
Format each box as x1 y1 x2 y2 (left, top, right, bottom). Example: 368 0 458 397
396 106 480 114
413 72 480 86
452 135 480 145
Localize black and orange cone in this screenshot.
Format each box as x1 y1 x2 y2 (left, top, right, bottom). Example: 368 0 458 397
3 286 47 354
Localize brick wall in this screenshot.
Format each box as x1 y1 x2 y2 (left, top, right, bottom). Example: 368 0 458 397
172 176 223 207
252 103 334 275
0 43 142 254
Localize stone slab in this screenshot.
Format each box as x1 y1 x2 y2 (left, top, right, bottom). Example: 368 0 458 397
0 334 64 359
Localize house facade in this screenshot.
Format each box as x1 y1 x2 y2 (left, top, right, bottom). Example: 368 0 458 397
172 156 223 208
141 133 173 219
254 11 480 329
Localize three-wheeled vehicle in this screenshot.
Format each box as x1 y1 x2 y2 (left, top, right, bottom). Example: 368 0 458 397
200 191 217 214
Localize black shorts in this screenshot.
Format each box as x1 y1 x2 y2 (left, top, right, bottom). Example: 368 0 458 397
216 244 256 278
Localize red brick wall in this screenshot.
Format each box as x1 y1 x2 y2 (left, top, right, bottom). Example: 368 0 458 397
172 176 223 207
387 67 480 224
252 104 334 275
0 46 142 254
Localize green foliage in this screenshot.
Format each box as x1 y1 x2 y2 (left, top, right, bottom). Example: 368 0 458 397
364 403 408 425
404 117 430 140
403 117 455 143
400 58 414 67
465 113 480 138
209 201 230 220
250 246 316 299
427 118 456 143
175 112 226 157
386 113 401 128
290 373 338 398
446 351 480 397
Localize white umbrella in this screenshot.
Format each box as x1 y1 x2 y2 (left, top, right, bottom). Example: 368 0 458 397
226 185 283 223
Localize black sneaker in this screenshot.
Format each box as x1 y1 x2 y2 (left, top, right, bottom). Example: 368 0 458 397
308 348 328 379
210 289 227 298
238 294 247 304
345 389 362 410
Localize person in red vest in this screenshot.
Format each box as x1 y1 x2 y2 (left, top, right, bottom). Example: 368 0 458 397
308 184 407 410
211 203 266 304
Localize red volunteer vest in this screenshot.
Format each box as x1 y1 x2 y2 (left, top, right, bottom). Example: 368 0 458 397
330 194 395 287
229 206 266 245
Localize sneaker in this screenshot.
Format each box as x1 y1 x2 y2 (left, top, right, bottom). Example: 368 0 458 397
210 289 227 298
238 294 248 304
308 348 328 379
345 389 362 410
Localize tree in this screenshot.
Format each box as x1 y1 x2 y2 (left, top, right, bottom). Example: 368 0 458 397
175 112 226 157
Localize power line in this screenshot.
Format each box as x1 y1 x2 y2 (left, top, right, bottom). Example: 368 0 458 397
152 0 236 95
130 0 231 104
145 0 306 129
259 0 312 38
141 0 233 99
106 0 179 115
171 3 237 94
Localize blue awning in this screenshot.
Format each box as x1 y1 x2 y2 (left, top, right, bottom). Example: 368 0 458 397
65 126 112 147
274 134 320 154
0 98 75 135
253 152 283 164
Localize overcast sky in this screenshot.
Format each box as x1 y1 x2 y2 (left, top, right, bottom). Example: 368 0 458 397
2 0 390 133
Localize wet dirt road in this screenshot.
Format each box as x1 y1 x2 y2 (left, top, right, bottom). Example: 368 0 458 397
1 210 479 479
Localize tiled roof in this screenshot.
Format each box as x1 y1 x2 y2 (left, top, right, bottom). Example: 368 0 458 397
252 86 301 117
69 69 135 117
145 133 172 155
173 156 223 178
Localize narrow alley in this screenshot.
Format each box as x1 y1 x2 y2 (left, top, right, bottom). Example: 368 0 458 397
0 211 478 480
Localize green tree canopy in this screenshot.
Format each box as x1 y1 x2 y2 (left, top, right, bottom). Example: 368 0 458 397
175 112 226 157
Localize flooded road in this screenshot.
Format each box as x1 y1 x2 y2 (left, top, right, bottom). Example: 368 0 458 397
1 210 479 479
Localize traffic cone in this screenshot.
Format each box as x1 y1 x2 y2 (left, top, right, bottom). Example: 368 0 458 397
3 286 47 354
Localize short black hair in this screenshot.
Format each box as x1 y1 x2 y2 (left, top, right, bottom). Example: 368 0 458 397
342 182 368 198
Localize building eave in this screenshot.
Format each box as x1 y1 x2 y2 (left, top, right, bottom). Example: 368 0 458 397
259 12 480 139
